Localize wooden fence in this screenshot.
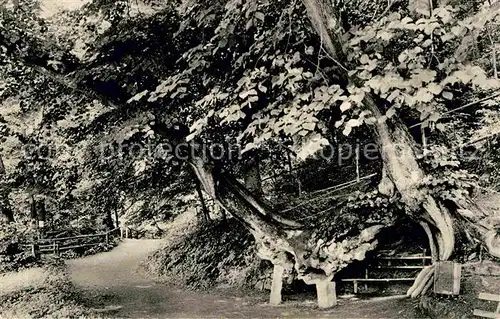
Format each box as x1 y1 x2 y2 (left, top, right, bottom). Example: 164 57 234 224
22 227 123 257
340 250 432 294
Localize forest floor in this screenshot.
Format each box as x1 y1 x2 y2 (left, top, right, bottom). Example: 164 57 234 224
67 239 427 318
0 264 90 318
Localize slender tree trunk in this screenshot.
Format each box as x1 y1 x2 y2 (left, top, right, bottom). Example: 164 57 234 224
195 179 211 222
114 207 119 229
37 199 46 223
0 155 5 175
36 198 48 238
0 155 14 223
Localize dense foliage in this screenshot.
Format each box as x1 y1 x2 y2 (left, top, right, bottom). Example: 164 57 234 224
1 0 499 294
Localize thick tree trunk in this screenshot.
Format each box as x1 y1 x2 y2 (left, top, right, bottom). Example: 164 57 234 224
37 199 47 223
105 209 113 229
362 75 500 297
0 155 13 223
0 206 14 223
191 158 296 264
243 154 263 198
301 0 500 298
29 194 38 228
371 109 455 261
189 156 382 308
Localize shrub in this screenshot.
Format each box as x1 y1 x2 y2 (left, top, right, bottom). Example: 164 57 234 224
144 218 272 290
0 264 90 318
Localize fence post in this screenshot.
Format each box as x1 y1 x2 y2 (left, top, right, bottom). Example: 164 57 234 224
56 243 59 256
105 232 109 245
53 242 57 255
31 243 39 259
125 227 129 239
355 141 360 182
120 227 124 239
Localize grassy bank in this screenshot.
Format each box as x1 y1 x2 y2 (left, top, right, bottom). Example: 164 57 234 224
143 213 273 291
0 262 91 318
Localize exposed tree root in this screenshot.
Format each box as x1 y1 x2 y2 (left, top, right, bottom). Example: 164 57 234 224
420 273 435 296
420 221 438 263
407 265 435 298
485 230 500 259
189 154 387 307
421 197 454 261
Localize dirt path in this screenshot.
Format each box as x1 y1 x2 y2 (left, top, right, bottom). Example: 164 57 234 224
67 239 427 318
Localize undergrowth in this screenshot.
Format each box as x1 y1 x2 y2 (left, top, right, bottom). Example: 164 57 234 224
144 218 273 290
0 261 91 318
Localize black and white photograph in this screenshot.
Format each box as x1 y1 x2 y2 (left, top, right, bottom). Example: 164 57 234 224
1 0 500 317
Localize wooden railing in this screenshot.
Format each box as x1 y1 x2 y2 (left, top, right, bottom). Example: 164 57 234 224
23 227 121 257
339 249 432 294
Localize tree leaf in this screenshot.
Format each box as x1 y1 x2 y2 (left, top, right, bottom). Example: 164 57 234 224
248 95 259 102
258 83 267 93
127 90 149 104
302 122 316 131
386 107 396 118
342 125 353 136
245 19 253 30
335 115 346 128
409 0 431 17
442 91 453 100
239 89 258 99
254 12 265 22
340 101 352 112
415 88 434 103
346 119 362 127
427 83 443 95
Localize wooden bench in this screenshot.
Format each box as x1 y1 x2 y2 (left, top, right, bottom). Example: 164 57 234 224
341 278 416 294
474 293 500 318
340 251 431 294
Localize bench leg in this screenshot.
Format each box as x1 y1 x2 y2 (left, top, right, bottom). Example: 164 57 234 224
316 280 337 308
365 269 368 291
270 264 284 306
